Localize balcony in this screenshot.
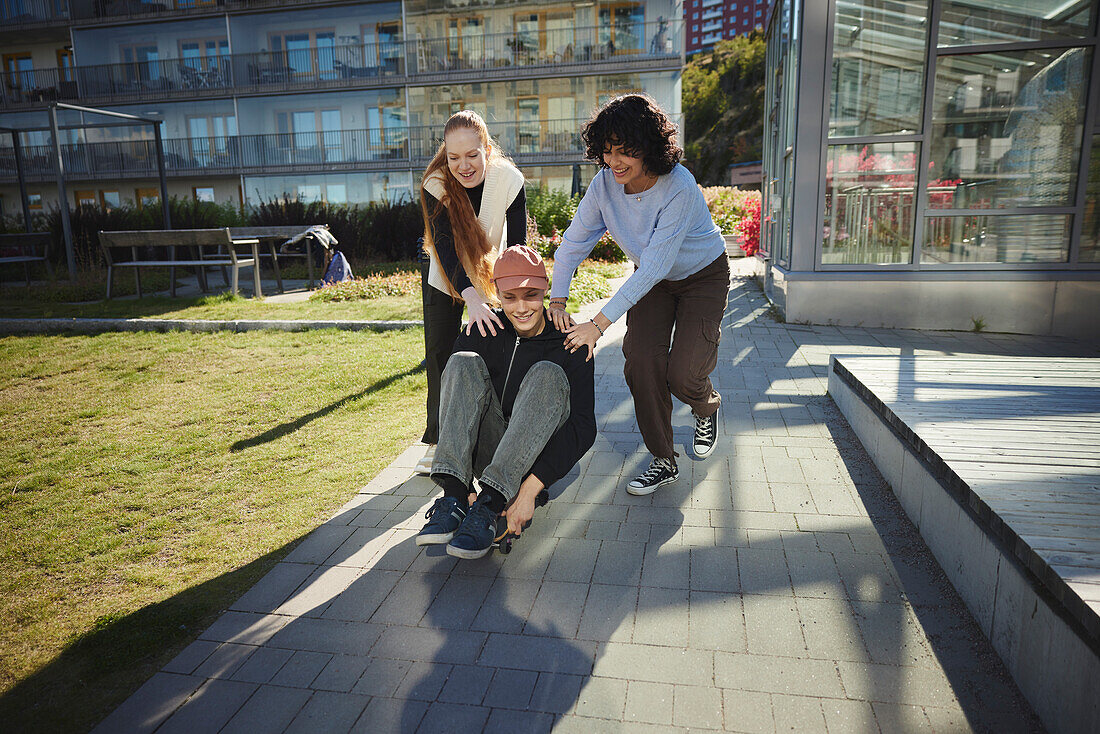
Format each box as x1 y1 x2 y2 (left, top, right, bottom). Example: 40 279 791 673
405 19 682 84
0 0 70 30
0 21 682 110
0 118 599 182
66 0 360 25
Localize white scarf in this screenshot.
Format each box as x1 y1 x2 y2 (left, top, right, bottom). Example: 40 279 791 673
423 158 525 297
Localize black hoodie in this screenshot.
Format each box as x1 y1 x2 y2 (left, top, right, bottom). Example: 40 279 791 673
451 308 596 489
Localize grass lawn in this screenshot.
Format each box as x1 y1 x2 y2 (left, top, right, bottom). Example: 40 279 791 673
0 328 427 733
0 292 423 321
0 260 627 322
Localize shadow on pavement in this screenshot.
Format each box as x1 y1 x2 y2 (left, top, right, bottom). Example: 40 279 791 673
82 275 1072 732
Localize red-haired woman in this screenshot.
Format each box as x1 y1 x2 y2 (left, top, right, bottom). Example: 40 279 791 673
416 110 527 473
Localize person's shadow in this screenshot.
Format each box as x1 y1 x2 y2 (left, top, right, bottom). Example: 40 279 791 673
393 493 683 733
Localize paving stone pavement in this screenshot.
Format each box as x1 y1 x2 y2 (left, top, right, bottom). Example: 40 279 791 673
93 273 1100 733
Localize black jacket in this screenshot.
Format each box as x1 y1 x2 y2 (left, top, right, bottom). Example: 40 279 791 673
451 308 596 488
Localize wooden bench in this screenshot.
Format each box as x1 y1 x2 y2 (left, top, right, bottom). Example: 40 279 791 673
0 232 53 287
98 228 260 300
228 225 332 289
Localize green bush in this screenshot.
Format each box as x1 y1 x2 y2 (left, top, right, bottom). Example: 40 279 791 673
16 195 424 275
249 196 422 263
527 187 579 236
701 186 758 235
589 231 626 262
559 267 611 304
528 214 626 264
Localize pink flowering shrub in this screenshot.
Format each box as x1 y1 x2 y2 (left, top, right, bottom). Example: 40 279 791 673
736 196 761 256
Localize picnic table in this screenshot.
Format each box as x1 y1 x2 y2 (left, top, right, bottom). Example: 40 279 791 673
228 225 333 290
98 228 260 299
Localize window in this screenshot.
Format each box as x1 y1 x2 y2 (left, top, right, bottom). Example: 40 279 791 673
187 114 237 165
276 109 343 161
192 187 215 202
823 142 918 265
179 37 228 73
326 184 347 203
927 48 1091 211
938 0 1092 47
101 190 121 209
829 0 928 137
270 30 336 78
448 16 485 66
56 48 73 82
135 188 159 209
364 21 402 70
75 190 97 207
599 3 645 53
2 53 33 92
28 193 42 210
367 103 405 156
516 96 540 153
120 44 161 83
693 24 698 31
1081 136 1100 263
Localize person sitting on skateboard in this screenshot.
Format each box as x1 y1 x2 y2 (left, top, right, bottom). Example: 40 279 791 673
415 245 597 559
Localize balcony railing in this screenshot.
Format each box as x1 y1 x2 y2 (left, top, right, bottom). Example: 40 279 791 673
406 19 681 77
0 21 682 109
0 118 601 180
67 0 355 23
0 0 69 28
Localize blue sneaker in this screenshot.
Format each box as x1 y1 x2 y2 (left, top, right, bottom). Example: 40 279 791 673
416 497 467 546
446 495 499 559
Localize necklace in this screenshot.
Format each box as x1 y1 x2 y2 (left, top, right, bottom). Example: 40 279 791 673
630 175 658 201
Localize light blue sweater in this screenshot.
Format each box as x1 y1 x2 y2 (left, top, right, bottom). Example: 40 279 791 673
550 164 726 323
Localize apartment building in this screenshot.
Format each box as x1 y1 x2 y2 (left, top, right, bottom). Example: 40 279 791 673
684 0 769 54
0 0 683 215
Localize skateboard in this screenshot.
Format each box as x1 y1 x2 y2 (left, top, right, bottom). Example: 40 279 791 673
492 488 549 554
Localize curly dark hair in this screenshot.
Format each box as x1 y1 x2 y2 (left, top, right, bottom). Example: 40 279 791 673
582 94 682 175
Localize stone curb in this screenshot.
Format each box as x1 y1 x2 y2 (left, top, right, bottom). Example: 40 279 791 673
0 318 423 335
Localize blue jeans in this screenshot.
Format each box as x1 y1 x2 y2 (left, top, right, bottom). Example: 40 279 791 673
432 352 570 501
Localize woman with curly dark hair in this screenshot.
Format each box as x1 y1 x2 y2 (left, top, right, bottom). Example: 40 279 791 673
548 93 729 495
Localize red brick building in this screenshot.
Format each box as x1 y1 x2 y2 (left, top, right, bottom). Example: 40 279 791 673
685 0 770 54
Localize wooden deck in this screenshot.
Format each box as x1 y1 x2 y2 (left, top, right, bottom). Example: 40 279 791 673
831 356 1100 643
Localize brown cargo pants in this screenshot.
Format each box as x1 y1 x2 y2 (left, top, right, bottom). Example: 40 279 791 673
622 254 729 459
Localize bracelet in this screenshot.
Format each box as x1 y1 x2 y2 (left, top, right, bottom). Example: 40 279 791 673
590 320 605 336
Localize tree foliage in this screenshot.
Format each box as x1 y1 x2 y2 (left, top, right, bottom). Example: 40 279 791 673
681 34 767 186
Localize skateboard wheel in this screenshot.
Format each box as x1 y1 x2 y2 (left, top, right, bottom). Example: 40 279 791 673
500 539 513 554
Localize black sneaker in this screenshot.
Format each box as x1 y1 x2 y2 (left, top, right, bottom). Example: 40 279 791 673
446 495 499 559
626 457 679 496
693 403 719 458
415 496 467 546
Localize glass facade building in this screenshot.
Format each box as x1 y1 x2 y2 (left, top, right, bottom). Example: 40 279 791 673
0 0 683 213
761 0 1100 337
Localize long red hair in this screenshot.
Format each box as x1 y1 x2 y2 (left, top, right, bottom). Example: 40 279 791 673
420 110 512 300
